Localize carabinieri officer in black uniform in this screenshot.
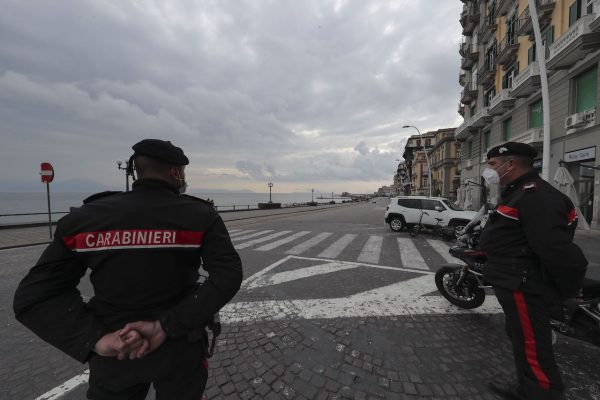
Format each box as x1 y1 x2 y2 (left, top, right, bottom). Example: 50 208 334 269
479 142 587 400
14 139 243 400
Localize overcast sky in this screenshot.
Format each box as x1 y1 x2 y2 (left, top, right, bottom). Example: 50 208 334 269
0 0 463 193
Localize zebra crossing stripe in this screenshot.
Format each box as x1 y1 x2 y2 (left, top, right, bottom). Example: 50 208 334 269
285 232 333 255
232 230 274 241
357 235 383 264
397 238 428 270
236 231 293 250
425 239 456 264
255 231 312 251
247 261 358 289
229 229 256 237
228 229 241 233
318 234 357 258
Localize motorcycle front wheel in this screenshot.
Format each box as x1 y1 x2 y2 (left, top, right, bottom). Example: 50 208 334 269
435 266 485 309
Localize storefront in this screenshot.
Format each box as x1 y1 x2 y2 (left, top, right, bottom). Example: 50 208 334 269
563 146 597 226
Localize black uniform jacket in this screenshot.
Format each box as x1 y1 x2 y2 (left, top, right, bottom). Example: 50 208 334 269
13 179 243 363
480 171 587 299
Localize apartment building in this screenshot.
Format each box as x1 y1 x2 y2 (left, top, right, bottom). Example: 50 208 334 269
457 0 600 227
402 132 436 196
427 128 461 199
394 161 412 195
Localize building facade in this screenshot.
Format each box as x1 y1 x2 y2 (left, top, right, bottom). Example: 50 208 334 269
427 128 461 199
457 0 600 227
402 132 436 196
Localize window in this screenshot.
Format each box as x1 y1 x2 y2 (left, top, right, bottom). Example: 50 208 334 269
483 130 491 150
416 139 421 147
569 0 582 27
528 44 536 64
421 199 443 211
467 141 473 158
530 99 543 128
470 104 476 117
502 63 519 89
484 88 495 106
425 139 431 147
398 199 420 209
543 26 554 59
574 66 598 113
502 118 512 141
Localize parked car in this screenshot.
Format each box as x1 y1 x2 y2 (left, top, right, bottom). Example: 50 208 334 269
384 196 477 235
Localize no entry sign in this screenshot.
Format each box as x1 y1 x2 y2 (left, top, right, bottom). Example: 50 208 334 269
40 162 54 183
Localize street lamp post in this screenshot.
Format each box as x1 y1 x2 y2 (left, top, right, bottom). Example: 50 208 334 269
117 160 130 192
268 182 273 203
403 125 432 197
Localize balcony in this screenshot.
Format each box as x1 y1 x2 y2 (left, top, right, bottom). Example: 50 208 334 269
511 62 541 98
461 56 475 70
460 81 478 104
458 102 465 116
517 6 532 36
462 4 481 35
548 14 600 70
495 0 514 17
480 12 498 43
459 70 467 86
459 40 468 57
479 59 497 86
497 33 519 67
455 118 476 140
511 128 544 144
488 89 516 115
472 107 493 128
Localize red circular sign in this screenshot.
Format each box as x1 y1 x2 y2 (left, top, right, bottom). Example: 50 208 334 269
40 162 54 183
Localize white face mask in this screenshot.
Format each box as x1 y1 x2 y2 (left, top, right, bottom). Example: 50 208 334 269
176 169 187 194
481 168 500 185
482 160 511 186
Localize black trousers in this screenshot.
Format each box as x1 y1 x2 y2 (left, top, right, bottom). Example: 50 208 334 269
494 286 565 400
87 338 208 400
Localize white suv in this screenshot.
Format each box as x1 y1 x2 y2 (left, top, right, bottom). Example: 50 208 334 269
384 196 477 234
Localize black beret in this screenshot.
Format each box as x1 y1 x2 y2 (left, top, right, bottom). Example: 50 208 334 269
487 142 537 160
132 139 189 165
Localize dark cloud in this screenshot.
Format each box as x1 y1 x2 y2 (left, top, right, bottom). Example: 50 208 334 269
0 0 462 192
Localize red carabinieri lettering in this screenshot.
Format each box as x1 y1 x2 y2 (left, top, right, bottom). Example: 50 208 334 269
63 229 204 252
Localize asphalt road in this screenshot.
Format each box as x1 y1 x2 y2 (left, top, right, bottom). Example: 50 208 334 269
1 198 599 399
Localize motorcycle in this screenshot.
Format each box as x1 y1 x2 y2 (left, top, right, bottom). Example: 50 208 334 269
435 208 600 346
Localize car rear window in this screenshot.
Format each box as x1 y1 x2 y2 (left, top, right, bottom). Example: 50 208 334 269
398 199 421 209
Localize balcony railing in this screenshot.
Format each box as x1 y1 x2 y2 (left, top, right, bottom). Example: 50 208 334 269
480 10 498 43
511 128 544 144
460 80 478 104
497 33 519 66
495 0 513 17
455 118 472 140
462 3 481 35
517 0 555 38
488 89 516 115
459 71 467 86
472 107 493 128
479 57 497 86
458 102 465 116
548 14 600 70
511 62 541 97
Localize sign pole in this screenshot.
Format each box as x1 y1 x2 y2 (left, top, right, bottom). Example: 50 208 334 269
46 181 52 239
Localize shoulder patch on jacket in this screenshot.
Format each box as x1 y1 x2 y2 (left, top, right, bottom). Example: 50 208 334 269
181 194 215 207
522 182 537 192
83 191 122 204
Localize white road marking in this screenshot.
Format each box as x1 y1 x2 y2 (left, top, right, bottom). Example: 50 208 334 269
222 259 502 323
285 232 333 255
255 231 311 251
232 230 274 241
318 234 357 258
426 239 456 264
228 229 241 233
397 238 428 270
242 256 293 288
35 370 89 399
229 229 255 237
235 231 292 249
357 235 383 264
247 261 359 289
